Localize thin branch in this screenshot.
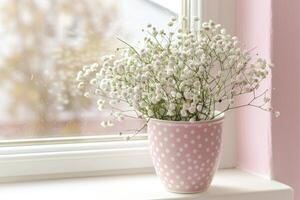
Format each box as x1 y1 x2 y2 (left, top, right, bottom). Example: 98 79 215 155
120 118 150 140
116 37 142 61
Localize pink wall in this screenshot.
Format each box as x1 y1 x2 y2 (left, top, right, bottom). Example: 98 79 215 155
235 0 272 175
271 0 300 199
236 0 300 199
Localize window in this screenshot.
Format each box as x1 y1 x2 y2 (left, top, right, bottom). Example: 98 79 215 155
0 0 236 181
0 0 176 140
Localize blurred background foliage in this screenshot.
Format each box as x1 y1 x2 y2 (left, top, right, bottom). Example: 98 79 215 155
0 0 119 136
0 0 174 139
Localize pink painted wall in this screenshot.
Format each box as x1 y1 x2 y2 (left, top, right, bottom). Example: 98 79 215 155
236 0 300 199
271 0 300 199
235 0 272 175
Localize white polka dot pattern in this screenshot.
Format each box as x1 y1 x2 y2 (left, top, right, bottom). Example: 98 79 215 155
148 118 224 193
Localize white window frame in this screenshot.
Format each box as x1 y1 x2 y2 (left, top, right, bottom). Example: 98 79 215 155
0 135 153 182
0 0 236 182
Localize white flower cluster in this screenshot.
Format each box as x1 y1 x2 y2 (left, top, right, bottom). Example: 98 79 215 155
77 18 278 125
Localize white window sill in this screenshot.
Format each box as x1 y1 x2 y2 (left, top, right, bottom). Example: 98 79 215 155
0 169 292 200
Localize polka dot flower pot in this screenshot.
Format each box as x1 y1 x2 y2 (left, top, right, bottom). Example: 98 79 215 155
148 114 224 193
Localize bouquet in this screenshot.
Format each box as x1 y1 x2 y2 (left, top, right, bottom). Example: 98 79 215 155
77 17 279 130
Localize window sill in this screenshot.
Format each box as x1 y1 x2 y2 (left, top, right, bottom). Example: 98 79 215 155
0 169 292 200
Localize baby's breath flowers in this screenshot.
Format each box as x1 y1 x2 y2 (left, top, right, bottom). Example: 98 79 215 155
77 18 279 127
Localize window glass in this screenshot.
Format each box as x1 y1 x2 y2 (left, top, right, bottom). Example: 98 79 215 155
0 0 177 140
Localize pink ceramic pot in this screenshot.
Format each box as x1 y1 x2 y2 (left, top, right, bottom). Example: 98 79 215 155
148 114 224 193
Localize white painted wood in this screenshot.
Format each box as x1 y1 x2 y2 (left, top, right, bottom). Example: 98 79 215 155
0 169 292 200
0 140 152 181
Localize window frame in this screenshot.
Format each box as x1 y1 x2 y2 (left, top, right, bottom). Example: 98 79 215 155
0 0 236 182
0 135 153 182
